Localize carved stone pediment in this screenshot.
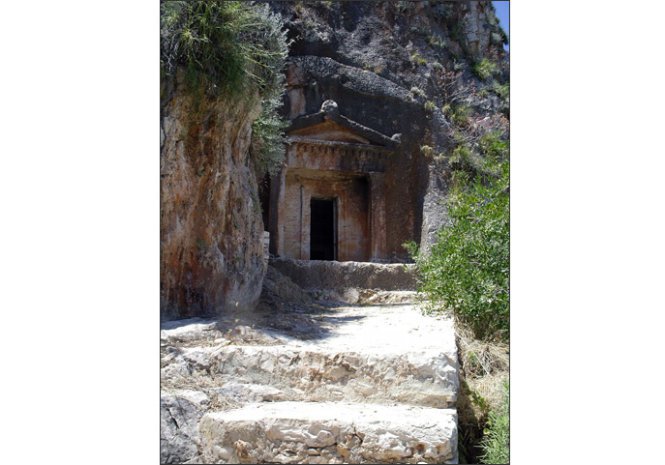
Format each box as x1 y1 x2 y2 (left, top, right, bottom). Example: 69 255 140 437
289 119 372 144
286 100 400 148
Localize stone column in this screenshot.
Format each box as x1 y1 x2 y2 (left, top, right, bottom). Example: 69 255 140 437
270 167 286 256
299 183 306 260
368 172 387 262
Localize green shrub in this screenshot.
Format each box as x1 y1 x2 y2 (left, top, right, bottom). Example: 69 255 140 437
480 382 509 464
473 58 498 81
411 52 427 66
402 240 419 258
443 103 471 127
415 154 509 341
479 131 509 162
424 100 436 112
251 94 288 176
160 0 288 100
449 143 472 166
492 82 510 101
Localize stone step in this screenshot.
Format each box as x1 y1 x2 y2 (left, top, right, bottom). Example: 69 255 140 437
199 401 458 464
270 258 417 293
203 343 457 408
167 344 457 408
307 289 419 305
163 304 459 408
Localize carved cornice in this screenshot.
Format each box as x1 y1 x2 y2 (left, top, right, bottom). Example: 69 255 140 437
286 137 394 156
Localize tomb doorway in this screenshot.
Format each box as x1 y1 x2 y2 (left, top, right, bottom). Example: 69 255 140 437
310 198 337 260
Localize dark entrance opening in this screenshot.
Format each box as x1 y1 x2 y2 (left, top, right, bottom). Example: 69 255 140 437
258 174 270 230
310 198 336 260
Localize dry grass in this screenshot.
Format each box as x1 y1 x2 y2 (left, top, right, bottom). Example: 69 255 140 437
457 323 508 409
455 322 509 463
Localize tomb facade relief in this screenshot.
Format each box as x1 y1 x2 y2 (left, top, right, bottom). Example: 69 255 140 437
268 100 399 262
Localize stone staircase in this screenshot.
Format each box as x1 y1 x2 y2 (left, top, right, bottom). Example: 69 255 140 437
161 260 459 464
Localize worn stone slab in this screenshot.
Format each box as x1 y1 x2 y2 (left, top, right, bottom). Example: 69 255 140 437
212 344 456 407
270 258 417 292
162 304 458 408
161 318 221 344
200 401 458 464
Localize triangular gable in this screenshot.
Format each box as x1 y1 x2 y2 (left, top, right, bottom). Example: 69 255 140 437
288 119 371 144
286 100 399 148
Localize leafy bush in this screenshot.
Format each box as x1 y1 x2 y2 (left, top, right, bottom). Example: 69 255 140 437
424 100 436 112
402 240 419 258
251 94 288 176
415 149 509 342
492 82 510 101
473 58 498 81
480 382 509 464
443 103 471 127
449 143 473 166
160 0 288 100
479 131 509 162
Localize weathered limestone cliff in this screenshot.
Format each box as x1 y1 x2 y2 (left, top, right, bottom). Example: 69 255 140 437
160 0 288 320
160 74 266 319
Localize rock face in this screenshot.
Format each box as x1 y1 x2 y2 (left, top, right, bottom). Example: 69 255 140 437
268 0 508 257
161 390 211 464
160 74 266 319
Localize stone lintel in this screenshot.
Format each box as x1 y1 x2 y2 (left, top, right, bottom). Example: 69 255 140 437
286 137 394 155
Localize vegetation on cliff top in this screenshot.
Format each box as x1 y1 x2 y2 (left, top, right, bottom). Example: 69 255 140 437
160 0 289 175
160 0 287 99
